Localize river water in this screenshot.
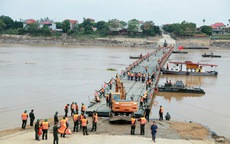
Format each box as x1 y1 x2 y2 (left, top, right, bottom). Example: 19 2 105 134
0 44 229 139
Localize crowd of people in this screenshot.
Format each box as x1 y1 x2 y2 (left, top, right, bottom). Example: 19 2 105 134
21 103 171 143
21 103 99 144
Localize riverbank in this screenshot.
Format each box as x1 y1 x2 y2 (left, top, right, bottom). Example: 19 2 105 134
0 34 160 48
0 116 224 144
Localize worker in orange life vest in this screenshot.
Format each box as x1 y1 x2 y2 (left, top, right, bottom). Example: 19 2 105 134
81 116 89 135
70 102 76 116
81 103 86 114
139 115 147 135
40 119 50 140
139 96 143 109
21 110 28 129
91 111 98 131
59 116 67 137
64 104 69 117
130 115 136 135
159 105 164 121
75 102 79 113
73 112 79 132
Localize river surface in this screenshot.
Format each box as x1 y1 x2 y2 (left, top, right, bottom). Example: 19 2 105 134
0 44 229 139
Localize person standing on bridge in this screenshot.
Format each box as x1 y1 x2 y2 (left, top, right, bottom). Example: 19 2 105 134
130 115 136 135
81 103 86 114
139 96 143 109
145 66 148 73
145 106 151 122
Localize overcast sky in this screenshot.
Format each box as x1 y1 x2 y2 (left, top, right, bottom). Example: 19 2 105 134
1 0 229 27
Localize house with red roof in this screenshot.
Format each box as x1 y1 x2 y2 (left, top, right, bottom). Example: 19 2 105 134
40 20 56 31
23 19 37 28
211 22 225 34
68 19 78 30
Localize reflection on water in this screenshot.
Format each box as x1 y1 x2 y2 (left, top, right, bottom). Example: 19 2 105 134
155 92 204 102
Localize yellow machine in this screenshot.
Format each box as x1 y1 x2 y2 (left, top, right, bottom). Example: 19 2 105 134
109 76 138 122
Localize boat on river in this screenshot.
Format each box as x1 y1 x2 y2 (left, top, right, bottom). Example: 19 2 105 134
172 51 188 54
202 53 221 58
129 56 141 59
161 61 218 76
157 81 205 94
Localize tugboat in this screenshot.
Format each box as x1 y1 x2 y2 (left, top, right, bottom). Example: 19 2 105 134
157 81 205 94
161 61 218 76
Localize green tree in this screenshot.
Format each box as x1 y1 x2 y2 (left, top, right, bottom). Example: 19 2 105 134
108 19 120 28
200 25 212 36
0 15 14 29
27 23 39 35
41 25 51 36
141 21 155 36
120 21 127 28
13 21 23 29
81 19 93 34
61 20 70 33
96 21 109 36
56 22 62 29
0 19 6 32
127 19 139 35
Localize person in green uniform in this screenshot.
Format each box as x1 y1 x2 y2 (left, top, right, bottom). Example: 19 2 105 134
34 119 40 141
53 122 59 144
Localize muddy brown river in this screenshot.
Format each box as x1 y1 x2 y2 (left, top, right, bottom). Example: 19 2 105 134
0 44 229 139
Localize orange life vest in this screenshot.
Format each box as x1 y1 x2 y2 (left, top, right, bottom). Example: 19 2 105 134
64 105 68 110
80 115 84 120
42 122 49 130
140 97 143 102
73 114 79 121
60 119 66 126
82 105 86 111
160 107 164 113
140 117 146 124
71 104 75 109
131 118 136 125
94 115 98 123
101 88 105 93
21 113 27 120
81 119 87 126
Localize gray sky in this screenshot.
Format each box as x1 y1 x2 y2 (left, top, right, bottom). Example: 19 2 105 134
1 0 229 27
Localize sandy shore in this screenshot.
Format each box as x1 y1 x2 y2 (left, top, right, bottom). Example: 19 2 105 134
0 117 217 144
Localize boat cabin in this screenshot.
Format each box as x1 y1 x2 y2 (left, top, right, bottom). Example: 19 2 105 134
174 81 185 88
165 61 218 73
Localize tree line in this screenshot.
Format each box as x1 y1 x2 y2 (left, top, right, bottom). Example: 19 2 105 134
0 15 212 38
0 15 161 37
162 21 212 36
